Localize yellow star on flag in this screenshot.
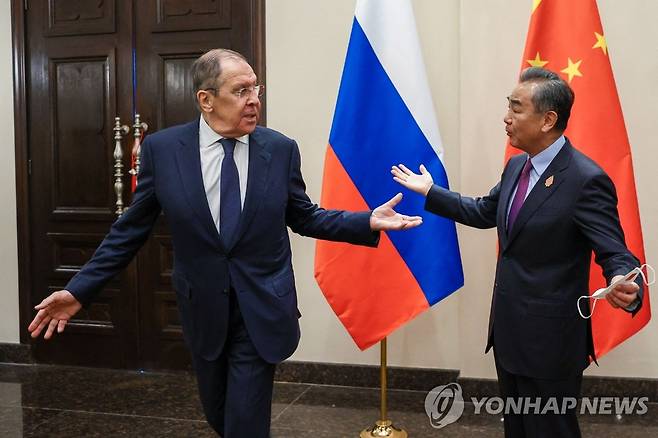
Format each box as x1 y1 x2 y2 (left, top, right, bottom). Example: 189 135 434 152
527 52 549 68
561 58 583 83
593 32 608 55
532 0 542 13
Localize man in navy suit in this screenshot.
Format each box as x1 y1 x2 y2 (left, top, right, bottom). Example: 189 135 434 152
392 67 643 438
28 48 422 437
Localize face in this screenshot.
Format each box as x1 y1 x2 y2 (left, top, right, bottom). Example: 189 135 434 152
197 58 261 137
503 81 554 153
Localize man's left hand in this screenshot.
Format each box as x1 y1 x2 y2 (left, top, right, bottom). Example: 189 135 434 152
370 193 423 231
605 274 639 309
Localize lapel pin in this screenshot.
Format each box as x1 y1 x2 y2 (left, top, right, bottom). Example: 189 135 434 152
545 175 554 188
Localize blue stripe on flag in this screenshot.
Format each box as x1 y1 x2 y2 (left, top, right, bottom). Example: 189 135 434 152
329 18 464 303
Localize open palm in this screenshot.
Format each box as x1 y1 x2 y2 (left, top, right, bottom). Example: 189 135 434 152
370 193 423 231
28 290 82 340
391 163 434 196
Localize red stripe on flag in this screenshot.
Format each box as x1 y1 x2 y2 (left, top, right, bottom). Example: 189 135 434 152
315 146 429 350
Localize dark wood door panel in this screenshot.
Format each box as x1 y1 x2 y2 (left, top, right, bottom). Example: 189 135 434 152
152 0 231 32
45 0 117 37
29 45 121 217
49 53 116 218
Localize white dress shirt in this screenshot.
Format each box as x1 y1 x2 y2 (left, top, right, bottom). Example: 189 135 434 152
198 116 250 233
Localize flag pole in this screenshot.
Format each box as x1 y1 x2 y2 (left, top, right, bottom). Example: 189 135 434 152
360 338 407 438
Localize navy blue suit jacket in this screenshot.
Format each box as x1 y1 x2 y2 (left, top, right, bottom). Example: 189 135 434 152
67 121 379 364
425 139 642 379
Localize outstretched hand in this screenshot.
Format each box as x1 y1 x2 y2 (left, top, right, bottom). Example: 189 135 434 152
391 164 434 196
28 290 82 340
370 193 423 231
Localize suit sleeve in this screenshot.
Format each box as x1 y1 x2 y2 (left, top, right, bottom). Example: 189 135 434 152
424 182 500 229
573 172 643 314
285 140 379 247
65 138 162 306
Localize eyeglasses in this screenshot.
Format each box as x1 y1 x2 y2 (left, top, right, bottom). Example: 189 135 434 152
202 85 265 99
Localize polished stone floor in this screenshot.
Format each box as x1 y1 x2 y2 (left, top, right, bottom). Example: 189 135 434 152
0 363 656 437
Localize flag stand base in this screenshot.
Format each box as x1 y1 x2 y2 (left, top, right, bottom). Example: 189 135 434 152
360 420 408 438
359 338 408 437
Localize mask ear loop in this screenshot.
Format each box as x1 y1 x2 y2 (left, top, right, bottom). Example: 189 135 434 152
639 264 656 286
577 264 654 319
577 295 596 319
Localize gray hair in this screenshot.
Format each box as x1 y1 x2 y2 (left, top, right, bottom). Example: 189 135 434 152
192 48 247 93
519 67 575 132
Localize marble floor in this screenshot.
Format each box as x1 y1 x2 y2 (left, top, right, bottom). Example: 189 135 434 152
0 363 656 437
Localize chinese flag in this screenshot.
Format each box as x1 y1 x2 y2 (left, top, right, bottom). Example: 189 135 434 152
507 0 649 358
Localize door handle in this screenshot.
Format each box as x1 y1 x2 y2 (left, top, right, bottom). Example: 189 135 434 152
113 117 130 216
128 113 148 189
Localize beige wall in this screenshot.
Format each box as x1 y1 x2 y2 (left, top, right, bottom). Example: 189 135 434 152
267 0 658 379
0 1 19 344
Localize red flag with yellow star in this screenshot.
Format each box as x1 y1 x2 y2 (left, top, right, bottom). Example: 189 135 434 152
507 0 650 358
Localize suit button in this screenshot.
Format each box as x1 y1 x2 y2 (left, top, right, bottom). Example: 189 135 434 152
495 282 498 288
222 288 228 294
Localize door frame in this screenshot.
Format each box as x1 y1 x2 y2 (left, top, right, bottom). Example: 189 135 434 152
11 0 267 347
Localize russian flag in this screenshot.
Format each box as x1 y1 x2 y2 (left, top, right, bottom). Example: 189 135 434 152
314 0 464 350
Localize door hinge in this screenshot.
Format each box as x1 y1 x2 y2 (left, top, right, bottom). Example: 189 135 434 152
28 159 32 175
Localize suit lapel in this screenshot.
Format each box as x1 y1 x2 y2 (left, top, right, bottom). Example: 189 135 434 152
498 156 526 249
506 142 573 246
174 122 223 248
225 128 272 252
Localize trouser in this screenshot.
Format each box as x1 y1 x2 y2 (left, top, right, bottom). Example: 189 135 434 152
193 289 276 437
495 351 582 438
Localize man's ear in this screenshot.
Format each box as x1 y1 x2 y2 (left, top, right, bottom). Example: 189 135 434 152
542 110 558 132
197 90 213 113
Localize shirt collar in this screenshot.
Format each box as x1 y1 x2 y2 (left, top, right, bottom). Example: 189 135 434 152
198 115 249 149
529 135 565 176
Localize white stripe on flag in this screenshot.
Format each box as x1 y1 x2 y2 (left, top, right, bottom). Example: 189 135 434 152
355 0 444 161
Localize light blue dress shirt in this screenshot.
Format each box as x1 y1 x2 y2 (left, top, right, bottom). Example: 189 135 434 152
506 135 565 226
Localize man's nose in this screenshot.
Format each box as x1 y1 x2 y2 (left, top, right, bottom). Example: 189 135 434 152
245 91 259 104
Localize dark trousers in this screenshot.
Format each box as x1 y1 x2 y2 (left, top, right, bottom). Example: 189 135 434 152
495 353 582 438
192 290 276 438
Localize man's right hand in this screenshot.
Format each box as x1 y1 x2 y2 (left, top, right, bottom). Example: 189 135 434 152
391 164 434 196
28 290 82 340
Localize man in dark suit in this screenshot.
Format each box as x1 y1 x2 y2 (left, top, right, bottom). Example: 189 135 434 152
392 67 643 437
28 48 422 437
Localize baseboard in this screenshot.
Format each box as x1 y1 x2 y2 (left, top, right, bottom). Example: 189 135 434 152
275 360 459 392
276 360 658 401
0 343 33 364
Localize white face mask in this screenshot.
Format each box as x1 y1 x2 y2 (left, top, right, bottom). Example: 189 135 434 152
577 264 655 319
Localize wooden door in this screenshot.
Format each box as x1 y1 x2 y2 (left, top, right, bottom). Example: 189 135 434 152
22 0 264 370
